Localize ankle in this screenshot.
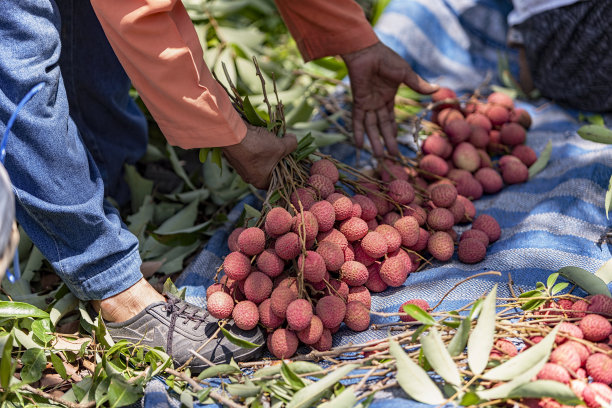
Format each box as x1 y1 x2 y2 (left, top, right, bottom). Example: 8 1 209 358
94 278 165 322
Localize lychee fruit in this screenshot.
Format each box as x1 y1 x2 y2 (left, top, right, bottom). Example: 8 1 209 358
472 214 501 242
268 328 299 359
474 168 503 194
586 353 612 384
587 294 612 317
354 242 376 266
487 92 514 110
297 251 326 283
286 299 313 331
361 231 389 259
375 224 402 253
291 187 316 211
468 126 490 149
431 87 458 108
309 200 336 232
427 208 455 231
232 301 259 330
583 383 612 408
350 203 362 218
265 207 292 236
309 174 335 199
500 122 526 146
297 315 324 345
427 231 454 261
256 249 285 278
555 322 584 344
243 271 273 304
223 251 252 281
275 232 301 260
348 286 372 309
485 105 510 127
327 279 349 301
352 195 377 221
316 296 346 329
500 157 529 184
340 261 369 286
444 119 472 145
379 257 409 287
512 145 537 167
316 241 345 271
368 193 393 216
270 286 298 319
207 291 234 319
494 339 518 357
382 211 401 226
477 148 493 168
258 298 284 330
227 227 245 252
399 299 430 322
430 184 458 208
327 193 353 221
344 301 370 332
579 314 612 342
292 211 319 241
365 264 388 293
460 229 489 247
457 238 486 264
564 341 590 365
310 159 339 183
380 162 410 182
422 134 453 158
419 154 449 178
388 179 415 204
405 204 428 226
466 112 493 132
550 343 582 372
510 108 532 129
537 363 570 384
453 142 480 172
454 173 483 200
340 217 369 242
436 108 464 128
448 199 466 224
313 329 333 351
407 227 430 252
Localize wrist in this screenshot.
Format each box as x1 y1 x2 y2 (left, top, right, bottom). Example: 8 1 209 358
341 41 381 63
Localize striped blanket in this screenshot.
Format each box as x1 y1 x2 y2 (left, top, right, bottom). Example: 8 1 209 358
143 0 612 406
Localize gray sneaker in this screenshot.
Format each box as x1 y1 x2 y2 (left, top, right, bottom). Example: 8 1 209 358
106 295 265 372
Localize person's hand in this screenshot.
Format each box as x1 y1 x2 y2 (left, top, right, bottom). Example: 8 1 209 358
342 42 439 156
223 122 297 189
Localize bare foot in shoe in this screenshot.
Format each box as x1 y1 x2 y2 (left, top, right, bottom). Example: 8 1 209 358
91 278 165 322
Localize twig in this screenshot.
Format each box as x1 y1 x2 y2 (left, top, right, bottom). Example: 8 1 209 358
431 271 502 311
165 368 246 408
22 385 96 408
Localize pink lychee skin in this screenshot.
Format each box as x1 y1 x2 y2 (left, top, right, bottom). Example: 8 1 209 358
265 207 292 236
430 184 458 208
427 231 454 261
232 301 259 331
315 296 346 329
419 154 449 178
286 299 313 331
457 238 486 264
587 294 612 317
243 271 273 304
268 329 299 359
555 322 584 344
270 286 298 319
379 257 409 287
375 224 402 253
292 211 319 241
340 261 369 286
352 194 378 221
474 168 503 194
365 264 388 293
297 251 326 283
275 232 301 260
388 179 415 204
290 187 316 211
344 301 371 332
318 228 349 250
327 193 353 221
339 217 369 242
583 383 612 408
207 291 234 319
227 227 245 252
297 315 324 345
313 329 333 351
394 216 420 247
550 343 581 372
427 207 455 231
537 363 571 384
512 145 538 167
586 353 612 384
309 174 335 199
579 314 612 342
361 231 389 259
500 159 529 184
316 241 345 272
348 286 372 309
258 299 284 330
309 200 336 232
223 251 252 281
310 159 339 184
472 214 501 242
256 249 285 278
399 299 430 322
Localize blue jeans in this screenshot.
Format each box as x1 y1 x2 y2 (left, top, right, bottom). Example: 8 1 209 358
0 0 148 300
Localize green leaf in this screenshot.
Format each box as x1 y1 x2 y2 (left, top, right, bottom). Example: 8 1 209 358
163 278 185 299
220 326 262 349
211 148 223 170
0 331 15 389
546 273 559 289
95 377 111 407
50 352 68 380
558 266 612 296
477 359 546 401
483 325 559 381
20 348 46 384
402 304 436 325
254 361 322 378
317 387 357 408
521 298 546 312
421 327 462 387
0 301 49 319
459 392 480 406
225 383 262 398
467 285 497 375
124 165 154 213
199 148 211 163
577 124 612 144
166 144 197 191
197 364 240 380
519 289 542 298
243 203 262 221
605 174 612 219
243 96 267 127
95 311 114 348
447 316 471 357
551 282 569 295
154 199 199 236
281 361 306 390
108 377 141 408
595 259 612 285
528 140 552 179
50 292 79 326
286 364 359 408
197 388 212 403
14 328 40 350
150 220 212 246
508 380 582 404
388 339 445 405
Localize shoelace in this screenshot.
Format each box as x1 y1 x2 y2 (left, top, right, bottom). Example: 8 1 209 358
164 297 208 357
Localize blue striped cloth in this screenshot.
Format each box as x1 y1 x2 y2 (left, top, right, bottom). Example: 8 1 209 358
143 1 612 406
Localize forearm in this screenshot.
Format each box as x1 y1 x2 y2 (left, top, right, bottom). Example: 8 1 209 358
90 0 246 149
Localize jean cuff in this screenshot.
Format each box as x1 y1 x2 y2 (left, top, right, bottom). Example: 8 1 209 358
67 246 143 301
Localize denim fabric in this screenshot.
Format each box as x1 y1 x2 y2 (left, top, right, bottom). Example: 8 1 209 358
0 0 147 300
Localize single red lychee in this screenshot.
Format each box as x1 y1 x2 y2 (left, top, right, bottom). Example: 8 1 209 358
379 257 409 287
457 238 486 264
500 122 526 146
316 241 345 271
427 231 454 261
309 174 335 199
339 217 369 242
286 299 313 331
316 296 346 329
512 145 537 167
297 315 324 345
207 291 234 319
537 363 570 384
309 200 336 232
585 353 612 384
472 214 501 242
232 301 259 330
268 329 298 359
388 179 415 204
340 261 369 286
290 187 316 211
327 193 353 221
265 207 292 236
352 194 377 221
243 271 273 304
427 207 455 231
223 251 252 281
310 159 339 183
430 183 458 208
399 299 430 322
419 154 449 178
344 301 370 332
227 227 245 252
274 232 301 260
256 249 285 278
452 142 480 172
444 119 472 145
361 231 389 259
258 298 284 330
297 251 326 283
579 314 612 342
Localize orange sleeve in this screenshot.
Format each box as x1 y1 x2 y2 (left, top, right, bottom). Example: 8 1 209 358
274 0 379 62
90 0 246 149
